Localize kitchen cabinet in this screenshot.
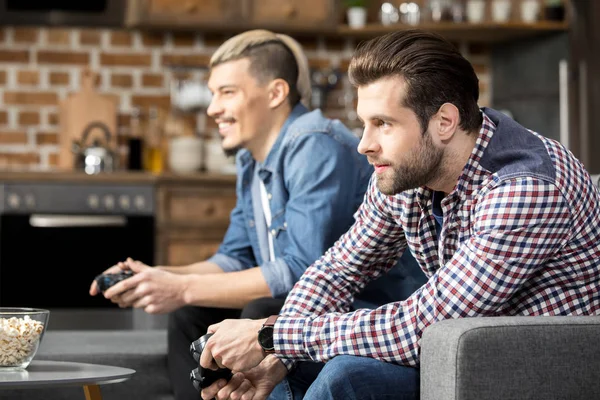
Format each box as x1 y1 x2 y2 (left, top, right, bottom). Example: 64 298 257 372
126 0 248 29
248 0 338 30
125 0 568 43
155 174 237 266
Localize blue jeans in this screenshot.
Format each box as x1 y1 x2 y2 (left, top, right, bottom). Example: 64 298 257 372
269 356 420 400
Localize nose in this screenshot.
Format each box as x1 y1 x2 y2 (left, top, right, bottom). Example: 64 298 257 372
357 127 379 155
206 95 221 119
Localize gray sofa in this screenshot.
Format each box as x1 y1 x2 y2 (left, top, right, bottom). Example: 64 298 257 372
421 316 600 400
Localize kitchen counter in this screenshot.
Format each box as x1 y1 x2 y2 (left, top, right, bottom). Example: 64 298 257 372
0 170 237 185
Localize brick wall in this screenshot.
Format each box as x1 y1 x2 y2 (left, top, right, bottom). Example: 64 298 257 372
0 26 491 170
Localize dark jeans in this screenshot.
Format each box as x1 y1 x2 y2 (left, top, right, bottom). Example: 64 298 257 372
167 297 285 400
269 356 420 400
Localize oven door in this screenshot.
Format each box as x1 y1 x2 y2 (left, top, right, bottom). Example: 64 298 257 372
0 213 154 329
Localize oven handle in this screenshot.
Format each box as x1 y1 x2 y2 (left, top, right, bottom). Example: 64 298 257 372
29 214 127 228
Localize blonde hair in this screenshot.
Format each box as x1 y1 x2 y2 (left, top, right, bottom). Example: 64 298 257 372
210 29 311 107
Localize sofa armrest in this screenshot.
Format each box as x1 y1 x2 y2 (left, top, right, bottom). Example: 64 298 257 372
420 316 600 400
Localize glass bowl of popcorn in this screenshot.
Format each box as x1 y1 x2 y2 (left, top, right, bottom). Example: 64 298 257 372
0 308 49 370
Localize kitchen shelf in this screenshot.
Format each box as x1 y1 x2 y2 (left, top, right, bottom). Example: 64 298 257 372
336 21 570 43
134 20 569 44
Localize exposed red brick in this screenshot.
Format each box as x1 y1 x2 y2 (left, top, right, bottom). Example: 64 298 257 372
472 63 487 74
0 131 28 144
13 28 39 44
47 29 71 45
100 53 152 67
80 30 102 46
0 153 40 165
17 70 39 85
162 54 210 67
308 58 331 69
4 92 58 106
18 111 40 125
110 31 133 47
339 59 351 72
38 51 89 65
36 132 59 145
111 73 133 88
48 153 59 166
142 73 163 87
48 112 59 126
172 33 196 47
141 32 164 47
118 113 131 129
0 111 7 125
323 38 346 51
49 71 70 85
468 43 490 55
0 50 30 63
131 95 171 110
295 37 318 51
202 34 230 48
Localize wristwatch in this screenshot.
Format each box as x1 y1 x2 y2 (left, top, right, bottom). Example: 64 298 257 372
257 315 278 354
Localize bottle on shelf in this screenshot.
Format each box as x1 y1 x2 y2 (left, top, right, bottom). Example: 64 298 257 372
143 106 164 174
127 107 144 171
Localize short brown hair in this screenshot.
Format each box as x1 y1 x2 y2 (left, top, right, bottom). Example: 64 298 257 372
210 29 311 107
349 29 482 133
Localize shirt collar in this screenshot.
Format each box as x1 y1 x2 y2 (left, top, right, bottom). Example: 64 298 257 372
415 109 497 211
237 103 309 174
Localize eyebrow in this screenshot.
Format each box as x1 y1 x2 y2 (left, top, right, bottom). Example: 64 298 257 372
209 84 238 93
362 114 399 123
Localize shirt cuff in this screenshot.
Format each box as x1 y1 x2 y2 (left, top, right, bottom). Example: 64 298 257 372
275 355 297 372
274 316 310 359
207 253 246 272
260 259 295 298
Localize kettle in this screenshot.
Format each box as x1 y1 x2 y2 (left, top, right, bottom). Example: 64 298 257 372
72 121 118 175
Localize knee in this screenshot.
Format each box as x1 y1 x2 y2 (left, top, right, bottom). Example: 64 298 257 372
240 297 285 319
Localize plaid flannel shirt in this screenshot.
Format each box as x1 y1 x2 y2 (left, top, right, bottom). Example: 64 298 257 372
273 108 600 369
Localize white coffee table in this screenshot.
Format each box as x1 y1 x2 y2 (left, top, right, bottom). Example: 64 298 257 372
0 360 135 400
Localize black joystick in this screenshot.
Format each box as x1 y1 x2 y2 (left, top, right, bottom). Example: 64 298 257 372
189 333 233 391
94 270 134 293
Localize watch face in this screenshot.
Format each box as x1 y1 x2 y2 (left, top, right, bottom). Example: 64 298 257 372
258 326 274 351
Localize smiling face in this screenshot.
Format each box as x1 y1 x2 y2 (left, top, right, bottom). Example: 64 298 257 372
357 76 444 195
207 58 273 155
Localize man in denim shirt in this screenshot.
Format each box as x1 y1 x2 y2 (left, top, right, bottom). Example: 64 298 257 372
90 29 424 400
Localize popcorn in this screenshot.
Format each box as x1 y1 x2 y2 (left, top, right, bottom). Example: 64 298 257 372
0 316 45 367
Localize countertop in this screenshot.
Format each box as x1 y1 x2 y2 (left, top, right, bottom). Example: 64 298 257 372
0 170 237 185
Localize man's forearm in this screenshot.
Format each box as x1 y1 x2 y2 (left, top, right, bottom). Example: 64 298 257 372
182 266 272 308
159 261 224 275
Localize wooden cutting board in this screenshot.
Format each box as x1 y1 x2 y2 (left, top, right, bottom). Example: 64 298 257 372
58 68 118 170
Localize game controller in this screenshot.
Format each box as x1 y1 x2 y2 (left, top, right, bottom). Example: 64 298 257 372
94 270 134 293
189 333 233 391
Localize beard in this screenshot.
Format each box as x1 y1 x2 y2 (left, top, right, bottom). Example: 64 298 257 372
376 130 444 195
219 135 242 158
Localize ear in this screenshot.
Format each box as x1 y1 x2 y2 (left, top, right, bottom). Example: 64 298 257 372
267 78 290 109
435 103 460 142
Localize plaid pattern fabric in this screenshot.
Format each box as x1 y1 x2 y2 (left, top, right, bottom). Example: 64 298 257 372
274 111 600 368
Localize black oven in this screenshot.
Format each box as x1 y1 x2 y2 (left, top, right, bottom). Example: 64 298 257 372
0 0 126 27
0 182 156 330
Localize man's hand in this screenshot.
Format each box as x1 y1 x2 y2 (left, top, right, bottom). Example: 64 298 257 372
201 318 267 372
103 258 188 314
201 355 288 400
89 257 133 296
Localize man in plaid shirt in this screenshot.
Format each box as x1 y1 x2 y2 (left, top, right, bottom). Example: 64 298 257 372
198 29 600 400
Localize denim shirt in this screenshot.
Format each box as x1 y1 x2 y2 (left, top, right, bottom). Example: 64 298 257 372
208 104 425 305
